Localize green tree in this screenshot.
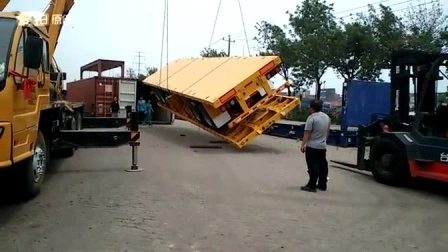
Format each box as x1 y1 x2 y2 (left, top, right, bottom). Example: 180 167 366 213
357 4 406 69
146 67 158 76
330 21 380 82
254 21 298 95
126 68 136 78
137 67 158 80
287 0 337 99
403 0 448 52
200 47 227 57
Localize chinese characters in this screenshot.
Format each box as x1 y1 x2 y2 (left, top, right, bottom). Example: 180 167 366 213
17 12 73 27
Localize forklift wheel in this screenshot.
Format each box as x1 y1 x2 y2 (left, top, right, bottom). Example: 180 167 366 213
370 138 410 186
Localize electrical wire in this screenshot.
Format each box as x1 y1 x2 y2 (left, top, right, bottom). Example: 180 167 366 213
334 0 396 15
339 0 423 19
227 0 421 39
209 0 223 48
237 0 251 56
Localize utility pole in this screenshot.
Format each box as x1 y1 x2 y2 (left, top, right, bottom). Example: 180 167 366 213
222 35 235 56
133 51 145 76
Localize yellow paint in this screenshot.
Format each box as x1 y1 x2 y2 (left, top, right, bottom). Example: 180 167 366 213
158 95 300 148
202 103 222 118
0 0 75 168
0 20 48 168
143 56 281 107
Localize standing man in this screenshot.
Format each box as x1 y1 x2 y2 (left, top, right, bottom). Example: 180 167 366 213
137 96 147 124
300 99 331 192
110 96 120 118
145 99 154 125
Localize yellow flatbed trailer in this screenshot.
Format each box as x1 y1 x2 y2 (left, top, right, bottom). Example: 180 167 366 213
143 56 300 148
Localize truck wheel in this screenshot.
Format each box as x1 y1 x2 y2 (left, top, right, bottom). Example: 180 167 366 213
370 138 409 186
18 130 47 199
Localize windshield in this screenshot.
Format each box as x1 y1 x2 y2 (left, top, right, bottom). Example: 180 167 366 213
0 18 17 92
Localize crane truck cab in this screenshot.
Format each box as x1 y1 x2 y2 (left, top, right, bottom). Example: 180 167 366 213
0 12 83 197
0 5 137 200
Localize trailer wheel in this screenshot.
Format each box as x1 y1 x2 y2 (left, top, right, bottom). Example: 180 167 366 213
370 138 409 186
17 130 47 199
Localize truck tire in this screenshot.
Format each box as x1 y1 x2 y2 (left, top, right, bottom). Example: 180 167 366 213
18 130 47 199
370 138 409 186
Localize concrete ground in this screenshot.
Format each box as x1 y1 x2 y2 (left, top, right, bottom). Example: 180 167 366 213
0 120 447 252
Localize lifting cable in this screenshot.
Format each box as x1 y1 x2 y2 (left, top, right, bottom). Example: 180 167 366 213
158 0 168 89
208 0 222 48
237 0 251 56
158 0 183 113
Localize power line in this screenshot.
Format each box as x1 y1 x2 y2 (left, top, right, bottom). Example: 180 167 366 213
339 0 421 19
133 51 145 76
222 35 235 56
334 0 397 15
227 0 426 39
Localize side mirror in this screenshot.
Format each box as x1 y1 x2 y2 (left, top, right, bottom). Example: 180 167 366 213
24 36 43 69
50 72 67 81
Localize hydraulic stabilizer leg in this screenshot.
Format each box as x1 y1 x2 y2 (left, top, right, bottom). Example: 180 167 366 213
126 111 143 172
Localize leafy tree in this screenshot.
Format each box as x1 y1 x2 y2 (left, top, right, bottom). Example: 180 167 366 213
357 4 406 69
330 21 380 82
403 0 448 52
126 68 136 78
138 67 158 80
200 47 227 57
146 67 158 76
254 21 298 95
287 0 337 99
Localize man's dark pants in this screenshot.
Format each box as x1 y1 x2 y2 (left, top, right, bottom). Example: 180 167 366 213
138 111 145 124
305 147 328 188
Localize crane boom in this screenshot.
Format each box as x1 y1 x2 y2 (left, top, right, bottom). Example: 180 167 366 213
0 0 9 11
42 0 74 61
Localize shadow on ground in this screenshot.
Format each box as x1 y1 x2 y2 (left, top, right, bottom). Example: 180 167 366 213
0 158 67 226
331 164 448 200
143 124 283 154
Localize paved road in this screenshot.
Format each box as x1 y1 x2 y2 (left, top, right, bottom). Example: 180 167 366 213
0 121 447 252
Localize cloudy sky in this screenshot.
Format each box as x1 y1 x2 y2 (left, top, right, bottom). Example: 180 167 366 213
5 0 447 94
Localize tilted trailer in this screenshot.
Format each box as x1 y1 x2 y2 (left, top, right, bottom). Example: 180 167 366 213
143 56 301 148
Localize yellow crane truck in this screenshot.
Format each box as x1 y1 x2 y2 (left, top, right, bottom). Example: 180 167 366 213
0 0 135 199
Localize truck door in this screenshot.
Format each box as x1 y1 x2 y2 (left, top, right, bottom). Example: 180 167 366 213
11 27 48 160
118 79 137 117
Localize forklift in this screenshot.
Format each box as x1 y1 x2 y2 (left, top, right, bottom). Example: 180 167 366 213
333 50 448 186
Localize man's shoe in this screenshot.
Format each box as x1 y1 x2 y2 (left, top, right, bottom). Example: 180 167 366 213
317 185 327 191
300 185 317 192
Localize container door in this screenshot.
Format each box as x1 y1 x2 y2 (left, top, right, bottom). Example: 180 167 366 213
118 79 137 117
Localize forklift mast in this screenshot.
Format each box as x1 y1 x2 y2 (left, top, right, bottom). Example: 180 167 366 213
389 50 446 124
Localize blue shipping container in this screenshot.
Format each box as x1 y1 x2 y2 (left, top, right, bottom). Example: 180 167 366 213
341 80 391 129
